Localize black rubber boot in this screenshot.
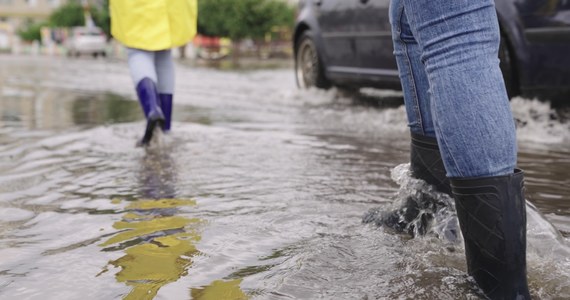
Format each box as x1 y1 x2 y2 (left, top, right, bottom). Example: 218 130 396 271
410 132 451 195
364 133 455 237
451 169 531 300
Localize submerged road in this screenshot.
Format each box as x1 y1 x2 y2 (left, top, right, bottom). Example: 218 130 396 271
0 55 569 299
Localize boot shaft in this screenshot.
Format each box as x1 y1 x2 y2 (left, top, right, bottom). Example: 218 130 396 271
451 169 530 299
410 133 451 195
136 77 164 121
159 94 173 131
135 77 165 146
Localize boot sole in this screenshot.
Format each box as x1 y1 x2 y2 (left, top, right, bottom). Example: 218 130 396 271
139 117 165 146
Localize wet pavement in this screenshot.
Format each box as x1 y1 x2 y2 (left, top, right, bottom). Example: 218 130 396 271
0 55 569 299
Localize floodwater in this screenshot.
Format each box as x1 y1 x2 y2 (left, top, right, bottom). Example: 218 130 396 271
0 55 569 299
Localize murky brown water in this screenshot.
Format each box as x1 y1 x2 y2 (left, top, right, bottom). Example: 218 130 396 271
0 55 569 299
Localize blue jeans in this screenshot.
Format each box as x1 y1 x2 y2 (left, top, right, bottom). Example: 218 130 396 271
389 0 517 178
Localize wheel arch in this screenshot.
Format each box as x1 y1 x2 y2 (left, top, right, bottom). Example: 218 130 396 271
293 22 311 58
293 23 332 89
498 22 521 97
495 2 531 97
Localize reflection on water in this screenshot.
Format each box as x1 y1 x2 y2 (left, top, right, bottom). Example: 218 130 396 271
136 149 179 200
100 148 200 299
100 148 248 300
191 279 248 300
0 89 140 130
71 93 142 127
100 198 201 300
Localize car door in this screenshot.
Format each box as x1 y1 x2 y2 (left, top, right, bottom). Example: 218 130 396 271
352 0 399 77
316 0 360 69
514 0 570 87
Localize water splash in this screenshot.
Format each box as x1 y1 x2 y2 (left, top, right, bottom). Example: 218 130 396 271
366 163 570 251
511 97 570 145
525 202 570 299
363 164 459 242
365 162 570 297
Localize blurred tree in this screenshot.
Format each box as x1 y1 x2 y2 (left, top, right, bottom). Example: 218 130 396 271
49 1 85 27
17 21 47 42
93 0 111 38
198 0 295 61
49 0 109 36
17 0 110 43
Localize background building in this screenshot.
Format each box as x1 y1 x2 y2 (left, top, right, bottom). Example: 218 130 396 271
0 0 67 28
0 0 67 50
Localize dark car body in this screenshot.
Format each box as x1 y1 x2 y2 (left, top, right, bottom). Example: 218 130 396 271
294 0 570 100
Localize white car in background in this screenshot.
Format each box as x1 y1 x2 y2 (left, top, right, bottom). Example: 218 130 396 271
66 26 107 57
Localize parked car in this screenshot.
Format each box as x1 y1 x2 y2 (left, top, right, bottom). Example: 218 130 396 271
294 0 570 100
66 26 107 58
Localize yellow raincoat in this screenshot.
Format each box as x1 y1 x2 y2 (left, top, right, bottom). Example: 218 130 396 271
110 0 198 51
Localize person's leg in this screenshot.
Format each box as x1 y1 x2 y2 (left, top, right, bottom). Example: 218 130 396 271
128 48 158 85
401 0 516 178
155 49 175 132
390 0 435 138
372 0 452 238
398 0 529 298
389 0 450 194
127 48 165 145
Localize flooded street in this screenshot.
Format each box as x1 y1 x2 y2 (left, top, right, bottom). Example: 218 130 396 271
0 55 569 299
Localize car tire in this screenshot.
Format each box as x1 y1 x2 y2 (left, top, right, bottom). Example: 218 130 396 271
295 31 331 89
499 34 517 98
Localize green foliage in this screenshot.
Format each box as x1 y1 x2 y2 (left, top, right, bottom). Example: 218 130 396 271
48 0 109 36
49 1 85 27
17 21 47 42
198 0 295 41
93 0 111 38
17 0 111 42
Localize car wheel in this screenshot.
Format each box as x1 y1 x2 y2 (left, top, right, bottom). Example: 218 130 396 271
499 34 517 98
295 31 330 89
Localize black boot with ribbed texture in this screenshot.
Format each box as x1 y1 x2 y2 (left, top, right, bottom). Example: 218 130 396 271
410 132 451 195
451 169 531 300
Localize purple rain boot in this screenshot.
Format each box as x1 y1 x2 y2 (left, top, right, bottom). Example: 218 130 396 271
136 77 165 146
159 93 173 132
